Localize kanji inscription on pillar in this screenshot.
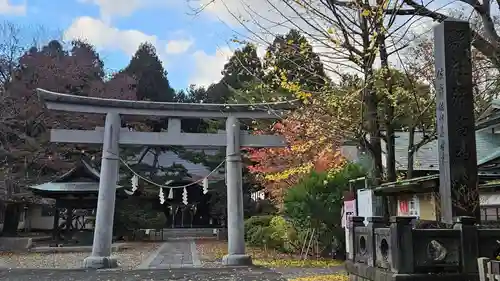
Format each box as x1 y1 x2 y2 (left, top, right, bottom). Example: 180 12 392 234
434 19 479 224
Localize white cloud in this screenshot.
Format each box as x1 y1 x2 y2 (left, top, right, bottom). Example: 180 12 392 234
165 38 194 54
196 0 293 34
189 47 233 87
63 16 158 56
190 0 468 81
78 0 143 23
0 0 26 15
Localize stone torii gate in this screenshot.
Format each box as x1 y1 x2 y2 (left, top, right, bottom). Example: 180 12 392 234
37 88 291 269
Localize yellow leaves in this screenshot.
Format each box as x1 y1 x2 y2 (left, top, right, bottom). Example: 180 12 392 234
297 91 312 101
254 259 343 268
360 9 371 17
330 38 341 47
197 240 345 270
291 140 314 153
279 79 311 101
381 0 391 9
289 274 349 281
264 163 314 181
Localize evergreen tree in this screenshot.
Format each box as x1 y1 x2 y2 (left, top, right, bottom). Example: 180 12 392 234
69 40 105 95
124 42 175 102
202 44 264 103
221 44 263 89
264 29 327 93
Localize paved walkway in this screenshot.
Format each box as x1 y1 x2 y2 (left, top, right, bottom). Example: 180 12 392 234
139 240 201 269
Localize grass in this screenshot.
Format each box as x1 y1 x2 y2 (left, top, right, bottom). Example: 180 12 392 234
195 239 344 268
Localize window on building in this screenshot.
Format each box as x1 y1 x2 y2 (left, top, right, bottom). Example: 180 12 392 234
481 206 500 221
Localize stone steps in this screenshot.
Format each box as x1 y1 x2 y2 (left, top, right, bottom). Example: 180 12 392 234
142 228 224 241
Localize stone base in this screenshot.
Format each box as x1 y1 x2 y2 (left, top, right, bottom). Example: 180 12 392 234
222 254 252 266
83 255 118 269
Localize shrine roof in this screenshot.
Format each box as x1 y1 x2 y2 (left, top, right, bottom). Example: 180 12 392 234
30 182 122 193
375 131 500 172
37 88 297 118
29 158 122 194
373 173 500 195
52 158 100 183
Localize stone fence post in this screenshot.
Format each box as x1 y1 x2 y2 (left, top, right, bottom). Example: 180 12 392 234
348 216 365 261
367 216 386 267
453 216 479 273
390 216 415 273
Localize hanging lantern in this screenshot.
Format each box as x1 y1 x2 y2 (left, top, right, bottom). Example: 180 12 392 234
203 178 209 194
182 187 188 205
159 188 165 204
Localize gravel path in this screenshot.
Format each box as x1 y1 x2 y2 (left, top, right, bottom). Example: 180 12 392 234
0 243 161 269
0 267 286 281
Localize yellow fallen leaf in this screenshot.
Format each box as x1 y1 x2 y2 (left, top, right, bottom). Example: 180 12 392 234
288 273 349 281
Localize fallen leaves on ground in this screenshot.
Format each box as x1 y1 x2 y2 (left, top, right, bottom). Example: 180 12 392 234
195 239 343 268
0 242 161 269
254 259 342 267
288 273 349 281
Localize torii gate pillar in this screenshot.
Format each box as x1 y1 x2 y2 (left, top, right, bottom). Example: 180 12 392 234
83 112 121 269
223 116 252 265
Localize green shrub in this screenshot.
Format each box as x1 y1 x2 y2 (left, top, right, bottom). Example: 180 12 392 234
244 215 273 246
269 216 297 252
245 215 273 228
283 163 365 255
244 215 297 252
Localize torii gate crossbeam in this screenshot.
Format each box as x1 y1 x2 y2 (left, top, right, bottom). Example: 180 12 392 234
36 89 291 269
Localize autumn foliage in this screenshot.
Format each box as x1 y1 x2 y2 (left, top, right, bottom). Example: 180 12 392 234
0 39 138 197
247 117 346 204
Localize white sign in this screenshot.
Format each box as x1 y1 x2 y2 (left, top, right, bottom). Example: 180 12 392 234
357 189 374 225
342 200 357 228
343 199 357 257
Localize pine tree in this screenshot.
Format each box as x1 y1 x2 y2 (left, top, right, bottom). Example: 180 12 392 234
125 42 175 102
264 29 327 93
222 44 263 88
202 44 264 103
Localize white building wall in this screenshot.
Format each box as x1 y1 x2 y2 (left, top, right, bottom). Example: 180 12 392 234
0 205 93 232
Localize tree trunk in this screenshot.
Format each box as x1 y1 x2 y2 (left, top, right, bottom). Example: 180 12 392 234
359 3 382 186
377 15 396 217
407 127 416 179
2 203 21 236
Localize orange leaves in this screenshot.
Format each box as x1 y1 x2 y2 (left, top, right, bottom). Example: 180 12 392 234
247 115 346 204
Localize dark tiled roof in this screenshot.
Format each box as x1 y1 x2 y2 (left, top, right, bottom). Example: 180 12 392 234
380 131 500 171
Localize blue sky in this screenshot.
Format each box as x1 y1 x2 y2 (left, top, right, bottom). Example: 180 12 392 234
1 0 243 90
2 0 455 91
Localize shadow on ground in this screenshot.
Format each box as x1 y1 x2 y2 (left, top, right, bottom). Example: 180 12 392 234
0 267 287 281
